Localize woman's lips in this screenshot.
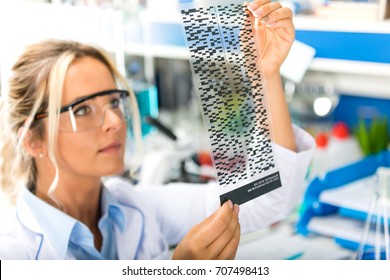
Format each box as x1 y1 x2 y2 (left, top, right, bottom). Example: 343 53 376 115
98 142 121 154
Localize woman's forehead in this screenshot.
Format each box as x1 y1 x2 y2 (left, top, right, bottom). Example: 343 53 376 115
62 57 116 105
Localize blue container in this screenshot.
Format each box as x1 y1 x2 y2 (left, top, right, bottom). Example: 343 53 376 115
133 84 159 137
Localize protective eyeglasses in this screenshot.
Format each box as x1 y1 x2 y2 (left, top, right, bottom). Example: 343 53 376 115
34 89 131 133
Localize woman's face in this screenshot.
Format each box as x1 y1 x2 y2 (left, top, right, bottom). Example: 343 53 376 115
48 56 127 179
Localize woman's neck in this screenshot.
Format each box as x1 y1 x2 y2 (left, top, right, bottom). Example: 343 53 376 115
35 174 102 230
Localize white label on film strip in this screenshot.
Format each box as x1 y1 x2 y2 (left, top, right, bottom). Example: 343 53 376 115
180 0 281 205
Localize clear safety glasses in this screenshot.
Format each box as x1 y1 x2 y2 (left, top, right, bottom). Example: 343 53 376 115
34 89 131 133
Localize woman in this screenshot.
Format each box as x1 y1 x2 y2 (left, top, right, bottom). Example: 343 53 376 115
0 0 314 259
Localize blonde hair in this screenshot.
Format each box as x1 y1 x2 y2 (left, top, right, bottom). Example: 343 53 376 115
0 39 142 206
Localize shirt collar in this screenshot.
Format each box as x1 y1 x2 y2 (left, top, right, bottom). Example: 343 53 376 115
100 186 125 232
21 186 126 259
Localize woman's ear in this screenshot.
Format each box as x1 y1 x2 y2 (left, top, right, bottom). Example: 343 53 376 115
17 126 44 158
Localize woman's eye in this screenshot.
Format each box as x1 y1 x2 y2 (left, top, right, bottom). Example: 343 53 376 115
73 106 91 116
110 98 120 108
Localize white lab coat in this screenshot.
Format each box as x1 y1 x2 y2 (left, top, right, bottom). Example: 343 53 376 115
0 126 314 259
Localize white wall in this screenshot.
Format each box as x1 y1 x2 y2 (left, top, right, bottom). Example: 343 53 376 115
0 2 125 96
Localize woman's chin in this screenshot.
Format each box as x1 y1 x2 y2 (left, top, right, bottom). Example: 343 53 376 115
100 162 126 177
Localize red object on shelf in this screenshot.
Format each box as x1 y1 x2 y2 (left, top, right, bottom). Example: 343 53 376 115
332 122 350 139
315 133 328 149
198 150 213 166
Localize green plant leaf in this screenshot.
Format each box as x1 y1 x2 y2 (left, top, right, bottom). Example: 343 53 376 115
354 117 389 156
355 120 371 156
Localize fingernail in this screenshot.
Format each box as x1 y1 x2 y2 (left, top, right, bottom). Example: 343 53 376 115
234 204 240 215
247 2 258 12
227 200 234 210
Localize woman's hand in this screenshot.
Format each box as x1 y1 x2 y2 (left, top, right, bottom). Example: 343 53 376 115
246 0 295 75
172 200 240 260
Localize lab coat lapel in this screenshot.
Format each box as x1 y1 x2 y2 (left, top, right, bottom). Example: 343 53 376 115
115 205 144 260
16 195 63 259
36 237 63 259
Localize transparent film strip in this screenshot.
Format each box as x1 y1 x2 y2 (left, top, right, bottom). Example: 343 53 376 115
180 0 281 205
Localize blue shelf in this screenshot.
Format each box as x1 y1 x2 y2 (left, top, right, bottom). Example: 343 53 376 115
296 30 390 64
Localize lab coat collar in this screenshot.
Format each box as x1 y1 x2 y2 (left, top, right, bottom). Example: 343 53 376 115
114 203 144 259
16 188 66 259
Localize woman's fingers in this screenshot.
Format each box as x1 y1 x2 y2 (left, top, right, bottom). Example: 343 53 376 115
207 204 240 258
249 1 282 19
246 0 270 13
263 18 295 35
216 222 241 260
172 201 241 260
261 7 293 26
246 1 293 27
194 200 237 248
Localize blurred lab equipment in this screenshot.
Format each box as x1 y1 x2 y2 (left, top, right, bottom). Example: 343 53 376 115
356 167 390 260
134 84 159 137
285 73 339 130
326 122 363 171
309 132 328 180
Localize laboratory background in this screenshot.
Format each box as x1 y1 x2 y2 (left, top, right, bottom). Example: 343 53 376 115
0 0 390 260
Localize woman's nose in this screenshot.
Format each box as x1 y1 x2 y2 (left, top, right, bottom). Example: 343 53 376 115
101 108 123 132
